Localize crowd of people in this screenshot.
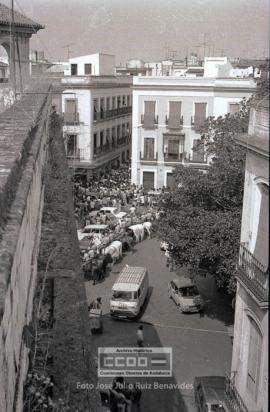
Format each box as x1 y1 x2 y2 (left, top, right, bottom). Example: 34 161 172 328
72 164 164 284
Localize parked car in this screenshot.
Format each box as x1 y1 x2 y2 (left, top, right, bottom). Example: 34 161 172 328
99 207 127 220
168 278 204 313
194 376 229 412
77 224 109 241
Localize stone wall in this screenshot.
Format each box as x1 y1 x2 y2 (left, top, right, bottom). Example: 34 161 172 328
0 84 52 411
0 84 101 411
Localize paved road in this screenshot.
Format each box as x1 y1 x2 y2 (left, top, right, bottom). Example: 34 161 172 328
85 238 234 412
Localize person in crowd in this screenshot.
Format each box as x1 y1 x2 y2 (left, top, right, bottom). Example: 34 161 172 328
136 325 144 347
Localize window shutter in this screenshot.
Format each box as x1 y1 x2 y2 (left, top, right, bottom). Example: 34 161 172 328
229 103 239 115
168 102 181 129
192 139 204 162
194 103 207 128
144 138 154 159
144 101 155 128
254 184 269 267
247 319 262 399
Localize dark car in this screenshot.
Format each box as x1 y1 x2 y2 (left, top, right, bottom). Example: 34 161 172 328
194 376 229 412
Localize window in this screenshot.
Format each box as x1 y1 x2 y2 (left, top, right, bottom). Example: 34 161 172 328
93 133 97 150
168 101 182 129
106 97 110 110
192 139 204 162
122 95 126 106
167 173 176 189
143 101 156 128
122 124 126 137
127 95 130 106
142 171 155 190
246 317 262 400
117 96 121 108
253 183 269 267
112 96 116 109
66 135 77 157
117 125 121 139
229 103 240 115
84 63 92 75
100 131 104 146
106 128 110 145
93 99 99 121
194 103 207 129
65 99 78 122
144 138 155 160
71 63 77 76
100 98 105 119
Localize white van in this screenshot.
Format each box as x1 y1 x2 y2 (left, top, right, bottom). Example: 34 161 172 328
110 266 149 318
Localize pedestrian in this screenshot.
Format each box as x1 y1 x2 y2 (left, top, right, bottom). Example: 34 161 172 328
130 382 142 412
136 325 144 347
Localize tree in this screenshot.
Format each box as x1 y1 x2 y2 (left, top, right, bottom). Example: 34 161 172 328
156 100 250 294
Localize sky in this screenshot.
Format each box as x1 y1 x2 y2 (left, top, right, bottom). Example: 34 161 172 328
1 0 269 63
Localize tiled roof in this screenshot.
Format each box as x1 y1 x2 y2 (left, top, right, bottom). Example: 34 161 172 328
0 3 44 30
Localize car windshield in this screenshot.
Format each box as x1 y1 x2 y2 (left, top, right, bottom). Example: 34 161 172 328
178 286 199 297
112 291 134 300
211 404 226 411
83 228 92 234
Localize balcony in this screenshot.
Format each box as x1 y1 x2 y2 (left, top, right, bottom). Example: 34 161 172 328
164 152 184 163
224 375 249 412
184 153 207 164
237 243 268 306
117 135 130 146
63 112 80 124
165 115 183 129
141 114 159 129
140 152 158 162
191 116 206 132
93 106 132 122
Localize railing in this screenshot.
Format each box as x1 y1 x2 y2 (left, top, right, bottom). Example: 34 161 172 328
93 106 132 122
237 243 268 304
191 116 206 132
224 374 249 412
184 153 207 164
140 152 158 161
63 112 80 124
165 115 183 129
141 114 159 128
164 152 183 162
117 135 130 146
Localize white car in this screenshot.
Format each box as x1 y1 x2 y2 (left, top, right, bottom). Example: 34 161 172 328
168 278 205 313
77 224 109 241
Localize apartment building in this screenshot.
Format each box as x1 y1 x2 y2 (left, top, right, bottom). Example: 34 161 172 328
61 53 132 179
131 76 256 189
228 97 269 412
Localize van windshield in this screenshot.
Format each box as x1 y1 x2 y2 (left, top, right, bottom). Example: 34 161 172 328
178 286 199 297
112 291 134 300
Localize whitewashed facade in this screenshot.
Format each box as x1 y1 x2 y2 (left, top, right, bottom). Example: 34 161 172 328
61 54 132 178
131 76 256 189
230 99 269 412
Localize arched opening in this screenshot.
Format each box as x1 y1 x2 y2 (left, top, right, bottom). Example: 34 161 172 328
0 43 10 83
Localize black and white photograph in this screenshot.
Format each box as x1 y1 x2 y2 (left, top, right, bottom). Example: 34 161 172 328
0 0 268 411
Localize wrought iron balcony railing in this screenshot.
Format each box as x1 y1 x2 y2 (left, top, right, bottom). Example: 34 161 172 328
141 114 159 128
237 243 268 304
93 106 132 122
163 152 184 162
165 115 184 129
224 374 249 412
191 115 206 132
140 152 158 162
63 112 80 124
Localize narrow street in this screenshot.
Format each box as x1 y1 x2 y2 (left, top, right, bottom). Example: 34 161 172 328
85 238 234 412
